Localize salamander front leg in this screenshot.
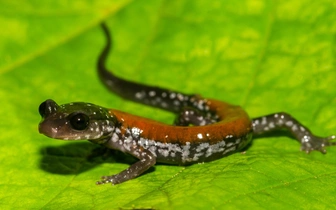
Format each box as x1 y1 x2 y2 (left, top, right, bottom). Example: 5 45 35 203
252 112 336 153
96 148 156 185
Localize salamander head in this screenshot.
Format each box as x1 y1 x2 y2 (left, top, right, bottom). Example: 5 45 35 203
38 99 117 140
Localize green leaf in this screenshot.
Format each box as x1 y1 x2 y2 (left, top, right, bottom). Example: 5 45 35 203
1 0 335 209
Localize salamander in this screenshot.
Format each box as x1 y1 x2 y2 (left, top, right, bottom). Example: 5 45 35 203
38 23 336 185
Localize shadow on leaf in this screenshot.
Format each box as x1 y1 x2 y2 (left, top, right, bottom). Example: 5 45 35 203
253 130 293 140
39 142 137 175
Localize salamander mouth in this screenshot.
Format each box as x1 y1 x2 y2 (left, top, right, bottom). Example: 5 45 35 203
38 119 76 140
38 120 59 139
38 119 101 141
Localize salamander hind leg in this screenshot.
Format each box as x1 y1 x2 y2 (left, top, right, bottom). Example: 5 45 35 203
252 112 336 153
174 107 217 126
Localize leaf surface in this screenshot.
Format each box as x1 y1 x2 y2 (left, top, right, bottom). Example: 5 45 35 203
0 0 335 209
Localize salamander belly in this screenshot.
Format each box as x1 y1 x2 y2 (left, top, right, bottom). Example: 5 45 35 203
138 133 253 164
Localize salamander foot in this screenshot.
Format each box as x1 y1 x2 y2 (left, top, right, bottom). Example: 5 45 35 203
300 135 336 154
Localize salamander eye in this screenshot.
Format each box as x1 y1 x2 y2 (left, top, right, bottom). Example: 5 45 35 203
39 101 47 117
69 113 90 130
38 99 59 118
